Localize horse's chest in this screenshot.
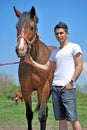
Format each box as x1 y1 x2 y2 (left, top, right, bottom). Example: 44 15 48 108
19 65 48 88
31 72 47 86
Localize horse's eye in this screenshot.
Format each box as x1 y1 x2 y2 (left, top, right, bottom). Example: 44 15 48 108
30 26 34 31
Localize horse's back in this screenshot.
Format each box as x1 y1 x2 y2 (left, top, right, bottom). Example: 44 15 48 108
38 40 56 61
47 46 57 53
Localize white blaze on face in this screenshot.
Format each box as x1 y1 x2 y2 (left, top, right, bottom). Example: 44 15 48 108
19 37 25 50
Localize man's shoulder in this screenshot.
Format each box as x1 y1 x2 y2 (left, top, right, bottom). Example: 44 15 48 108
69 42 79 46
69 42 81 48
69 42 82 54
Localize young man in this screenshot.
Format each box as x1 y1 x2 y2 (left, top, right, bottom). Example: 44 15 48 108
24 22 83 130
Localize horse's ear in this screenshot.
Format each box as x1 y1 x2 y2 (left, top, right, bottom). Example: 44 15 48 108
13 6 22 18
30 6 36 19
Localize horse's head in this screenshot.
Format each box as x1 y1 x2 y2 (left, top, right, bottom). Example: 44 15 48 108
14 6 39 58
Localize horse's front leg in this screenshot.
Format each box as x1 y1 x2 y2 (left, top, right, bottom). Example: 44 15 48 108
25 101 33 130
38 104 48 130
38 81 51 130
38 87 50 129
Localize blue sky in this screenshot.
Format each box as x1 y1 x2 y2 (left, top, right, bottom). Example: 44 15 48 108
0 0 87 86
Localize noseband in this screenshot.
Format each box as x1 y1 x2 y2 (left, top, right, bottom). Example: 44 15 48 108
17 34 37 51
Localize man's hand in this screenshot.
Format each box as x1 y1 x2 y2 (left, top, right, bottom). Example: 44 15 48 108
61 83 73 89
24 54 33 65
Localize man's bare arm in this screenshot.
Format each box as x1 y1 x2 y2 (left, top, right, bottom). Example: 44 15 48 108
24 54 54 72
71 52 83 81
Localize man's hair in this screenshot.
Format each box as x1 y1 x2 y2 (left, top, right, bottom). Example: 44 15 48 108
54 22 68 32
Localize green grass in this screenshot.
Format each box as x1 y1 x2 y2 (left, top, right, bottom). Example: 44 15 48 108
0 98 26 126
0 93 87 129
0 73 87 129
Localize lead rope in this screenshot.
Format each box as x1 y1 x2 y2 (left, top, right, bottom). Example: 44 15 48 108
0 61 27 66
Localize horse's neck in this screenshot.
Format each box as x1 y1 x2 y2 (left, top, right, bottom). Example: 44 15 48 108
30 40 50 63
30 40 39 60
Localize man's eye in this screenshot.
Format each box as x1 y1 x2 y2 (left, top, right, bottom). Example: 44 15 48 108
60 32 64 34
55 32 64 35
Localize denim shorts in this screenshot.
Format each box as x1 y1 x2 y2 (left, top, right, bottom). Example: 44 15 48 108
51 86 78 121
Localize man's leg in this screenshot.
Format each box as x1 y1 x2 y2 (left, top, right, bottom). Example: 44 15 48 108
59 119 68 130
71 120 82 130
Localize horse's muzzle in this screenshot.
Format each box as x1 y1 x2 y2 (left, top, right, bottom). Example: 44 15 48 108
15 46 27 58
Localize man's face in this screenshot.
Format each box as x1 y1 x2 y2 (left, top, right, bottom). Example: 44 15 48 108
55 28 68 44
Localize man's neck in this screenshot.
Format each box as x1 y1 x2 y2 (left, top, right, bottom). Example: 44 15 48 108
60 40 69 49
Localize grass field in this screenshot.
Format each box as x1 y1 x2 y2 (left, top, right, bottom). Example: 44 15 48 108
0 91 87 130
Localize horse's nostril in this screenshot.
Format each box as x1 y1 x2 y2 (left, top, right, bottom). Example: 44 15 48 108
16 46 25 52
15 46 19 56
15 47 18 53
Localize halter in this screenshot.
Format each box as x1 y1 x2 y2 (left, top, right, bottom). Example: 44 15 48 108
16 26 39 57
18 34 37 50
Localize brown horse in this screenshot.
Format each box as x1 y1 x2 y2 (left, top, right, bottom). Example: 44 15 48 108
14 90 24 105
14 6 56 130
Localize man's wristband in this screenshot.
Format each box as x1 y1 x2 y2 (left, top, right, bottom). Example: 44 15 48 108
69 80 75 86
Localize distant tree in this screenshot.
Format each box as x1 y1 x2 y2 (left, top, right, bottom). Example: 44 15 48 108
82 84 87 94
0 72 15 95
0 72 21 100
76 85 87 105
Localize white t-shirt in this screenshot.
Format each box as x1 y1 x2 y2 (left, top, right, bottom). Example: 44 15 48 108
49 42 82 87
